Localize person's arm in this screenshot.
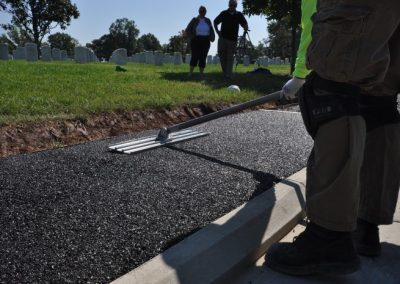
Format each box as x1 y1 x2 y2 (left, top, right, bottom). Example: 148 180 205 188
214 12 223 36
239 13 248 31
207 18 216 42
293 0 317 79
282 0 317 99
184 18 195 38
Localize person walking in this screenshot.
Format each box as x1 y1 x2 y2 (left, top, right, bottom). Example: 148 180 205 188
185 6 215 77
214 0 248 79
266 0 400 276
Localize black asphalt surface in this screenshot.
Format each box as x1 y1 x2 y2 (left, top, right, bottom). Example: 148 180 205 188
0 110 312 283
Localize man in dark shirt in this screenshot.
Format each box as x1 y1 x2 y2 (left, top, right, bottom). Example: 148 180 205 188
214 0 248 79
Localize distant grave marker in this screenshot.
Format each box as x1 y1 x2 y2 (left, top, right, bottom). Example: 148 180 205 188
0 43 8 60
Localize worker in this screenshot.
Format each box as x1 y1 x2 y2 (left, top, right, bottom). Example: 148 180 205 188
266 0 400 275
214 0 248 79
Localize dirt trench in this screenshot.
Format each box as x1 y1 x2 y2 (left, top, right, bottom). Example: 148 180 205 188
0 103 279 158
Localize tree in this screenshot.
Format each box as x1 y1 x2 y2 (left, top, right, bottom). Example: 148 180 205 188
137 33 161 52
163 30 188 55
86 34 115 60
0 1 6 10
266 20 293 59
47 32 78 55
87 18 140 59
1 23 32 47
243 0 301 73
0 34 15 53
108 18 139 55
1 0 79 50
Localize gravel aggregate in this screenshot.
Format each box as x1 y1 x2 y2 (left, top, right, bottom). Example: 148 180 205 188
0 110 312 283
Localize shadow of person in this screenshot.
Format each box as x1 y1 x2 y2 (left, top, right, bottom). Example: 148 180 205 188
158 146 305 284
159 71 288 94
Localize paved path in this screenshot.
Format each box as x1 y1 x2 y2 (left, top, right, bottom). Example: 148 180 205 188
235 206 400 284
0 110 312 283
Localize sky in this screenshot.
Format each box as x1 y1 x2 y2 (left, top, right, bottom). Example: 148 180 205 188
0 0 269 55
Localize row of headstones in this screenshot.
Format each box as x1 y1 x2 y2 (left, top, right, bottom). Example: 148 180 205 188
111 49 225 66
0 43 99 63
0 43 69 61
257 57 290 66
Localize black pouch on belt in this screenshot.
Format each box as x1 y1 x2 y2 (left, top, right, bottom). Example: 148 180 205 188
298 72 361 139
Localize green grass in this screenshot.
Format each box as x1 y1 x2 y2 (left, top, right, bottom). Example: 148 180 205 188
0 60 290 124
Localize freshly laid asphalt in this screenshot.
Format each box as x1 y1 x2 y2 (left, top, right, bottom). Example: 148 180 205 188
0 110 312 283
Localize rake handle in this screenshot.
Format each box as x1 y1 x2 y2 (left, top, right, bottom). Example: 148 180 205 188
166 91 282 134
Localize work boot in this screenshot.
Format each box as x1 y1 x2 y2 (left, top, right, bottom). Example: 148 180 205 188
265 222 360 276
353 218 381 257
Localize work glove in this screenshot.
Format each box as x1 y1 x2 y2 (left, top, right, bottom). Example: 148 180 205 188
281 76 305 100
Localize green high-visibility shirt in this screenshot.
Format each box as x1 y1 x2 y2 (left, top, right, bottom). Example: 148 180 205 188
293 0 317 79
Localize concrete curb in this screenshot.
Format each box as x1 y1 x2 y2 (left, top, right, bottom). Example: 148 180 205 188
111 168 307 284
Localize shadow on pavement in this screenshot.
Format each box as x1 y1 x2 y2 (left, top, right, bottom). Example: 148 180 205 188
161 146 305 283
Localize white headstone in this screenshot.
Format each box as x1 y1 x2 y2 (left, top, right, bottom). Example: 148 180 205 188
14 46 26 60
154 51 164 66
212 55 220 64
243 55 250 66
25 43 38 61
74 46 88 63
41 46 52 61
144 51 154 64
0 43 8 60
185 54 191 64
60 50 68 61
52 48 61 60
8 54 13 60
174 52 182 65
285 58 290 64
111 48 128 65
206 55 213 65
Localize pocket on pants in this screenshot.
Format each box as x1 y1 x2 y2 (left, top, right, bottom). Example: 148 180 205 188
306 5 372 82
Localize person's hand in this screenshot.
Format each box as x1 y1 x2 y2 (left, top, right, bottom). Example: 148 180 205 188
281 77 305 100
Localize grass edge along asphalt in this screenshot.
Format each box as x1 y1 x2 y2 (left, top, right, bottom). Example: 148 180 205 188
0 61 290 125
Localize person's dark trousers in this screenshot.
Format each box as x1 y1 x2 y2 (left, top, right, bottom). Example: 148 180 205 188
190 36 210 69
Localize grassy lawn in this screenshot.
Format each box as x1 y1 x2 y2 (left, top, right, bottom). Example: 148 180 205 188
0 60 290 124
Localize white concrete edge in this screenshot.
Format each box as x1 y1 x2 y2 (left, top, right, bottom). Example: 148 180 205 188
111 168 307 284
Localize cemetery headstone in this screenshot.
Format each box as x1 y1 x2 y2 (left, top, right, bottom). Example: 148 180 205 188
185 54 191 65
154 51 164 66
0 43 9 60
174 52 183 65
60 50 68 61
25 43 38 61
145 51 155 64
212 55 220 64
111 48 128 65
243 55 250 66
41 45 52 61
0 43 8 60
52 48 61 60
206 55 213 65
74 46 88 63
14 46 26 60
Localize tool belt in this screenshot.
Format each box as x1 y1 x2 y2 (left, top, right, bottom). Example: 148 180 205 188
360 94 400 132
298 72 361 138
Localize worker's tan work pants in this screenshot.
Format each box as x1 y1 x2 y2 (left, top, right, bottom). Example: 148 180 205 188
304 0 400 231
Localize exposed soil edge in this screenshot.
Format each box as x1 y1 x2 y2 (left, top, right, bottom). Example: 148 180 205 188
0 102 278 158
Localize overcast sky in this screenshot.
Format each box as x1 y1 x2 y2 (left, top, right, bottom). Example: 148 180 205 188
0 0 269 55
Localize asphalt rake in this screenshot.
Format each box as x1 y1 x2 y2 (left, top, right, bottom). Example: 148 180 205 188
109 91 282 155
